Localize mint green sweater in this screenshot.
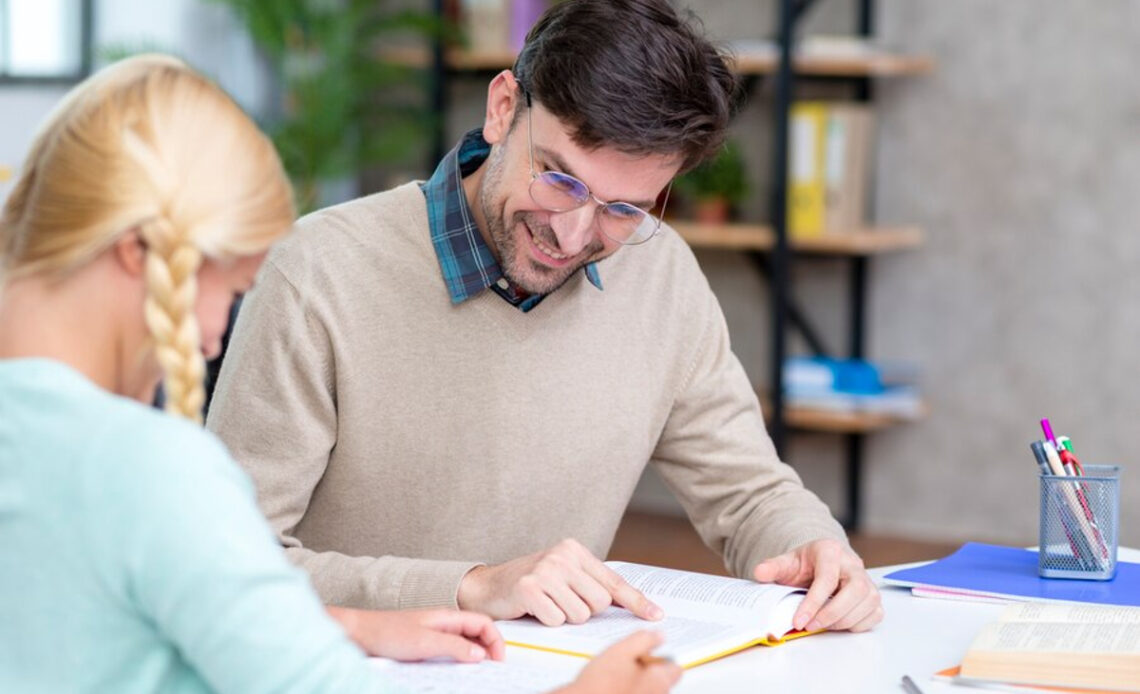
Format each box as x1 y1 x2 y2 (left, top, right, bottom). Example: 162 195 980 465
0 359 392 693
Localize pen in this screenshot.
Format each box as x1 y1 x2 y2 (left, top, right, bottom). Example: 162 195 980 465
637 654 675 667
1031 441 1094 569
1040 439 1067 477
1040 440 1106 566
1059 448 1085 477
1029 440 1053 476
1044 439 1106 558
900 674 925 694
1057 435 1074 454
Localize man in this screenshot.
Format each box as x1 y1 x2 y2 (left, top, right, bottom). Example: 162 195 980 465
207 0 882 635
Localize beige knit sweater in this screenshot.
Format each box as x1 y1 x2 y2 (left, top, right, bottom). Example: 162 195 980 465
206 182 847 611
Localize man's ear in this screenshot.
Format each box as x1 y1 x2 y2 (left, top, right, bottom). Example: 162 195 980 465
482 70 522 145
111 229 147 278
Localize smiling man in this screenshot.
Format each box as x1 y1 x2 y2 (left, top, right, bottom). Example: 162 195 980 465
207 0 883 636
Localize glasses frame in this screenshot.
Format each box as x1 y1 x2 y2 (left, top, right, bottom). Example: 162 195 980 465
520 87 672 246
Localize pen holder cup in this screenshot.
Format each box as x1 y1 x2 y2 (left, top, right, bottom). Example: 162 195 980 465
1039 465 1120 580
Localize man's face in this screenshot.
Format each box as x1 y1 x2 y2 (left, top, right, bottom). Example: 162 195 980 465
477 90 679 296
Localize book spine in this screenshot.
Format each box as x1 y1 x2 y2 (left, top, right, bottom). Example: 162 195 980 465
788 102 828 237
510 0 547 51
823 105 874 233
462 0 510 53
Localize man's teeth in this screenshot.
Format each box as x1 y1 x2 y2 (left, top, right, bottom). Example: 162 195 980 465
532 232 568 260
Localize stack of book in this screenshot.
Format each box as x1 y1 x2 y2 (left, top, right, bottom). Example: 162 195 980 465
783 356 922 418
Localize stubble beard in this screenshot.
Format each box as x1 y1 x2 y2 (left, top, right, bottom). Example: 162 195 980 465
478 148 603 296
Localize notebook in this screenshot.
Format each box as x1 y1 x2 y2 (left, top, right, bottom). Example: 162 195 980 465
883 543 1140 607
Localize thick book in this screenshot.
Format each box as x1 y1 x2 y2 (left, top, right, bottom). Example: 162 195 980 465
882 543 1140 607
496 561 815 669
956 602 1140 692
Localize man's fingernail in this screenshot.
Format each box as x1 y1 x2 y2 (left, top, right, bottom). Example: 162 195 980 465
648 605 664 620
470 645 486 659
805 620 821 631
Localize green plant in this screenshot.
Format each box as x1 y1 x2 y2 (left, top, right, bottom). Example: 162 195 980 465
208 0 449 212
674 139 749 205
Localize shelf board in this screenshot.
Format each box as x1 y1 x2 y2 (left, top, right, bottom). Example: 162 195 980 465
445 49 519 71
380 47 515 70
381 48 932 78
731 52 934 77
671 221 923 255
760 397 928 434
784 405 926 434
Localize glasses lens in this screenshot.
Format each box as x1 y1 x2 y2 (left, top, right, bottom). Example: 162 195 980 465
531 171 589 212
599 203 658 245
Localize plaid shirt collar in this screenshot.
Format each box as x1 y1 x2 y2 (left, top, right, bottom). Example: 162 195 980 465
420 128 603 313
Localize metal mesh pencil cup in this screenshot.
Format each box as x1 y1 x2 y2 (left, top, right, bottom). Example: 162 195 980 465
1039 465 1120 580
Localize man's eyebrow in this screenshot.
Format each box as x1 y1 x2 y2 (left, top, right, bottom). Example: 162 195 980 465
535 145 658 210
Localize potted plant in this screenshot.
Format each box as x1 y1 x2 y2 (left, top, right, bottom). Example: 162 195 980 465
208 0 446 212
674 139 749 224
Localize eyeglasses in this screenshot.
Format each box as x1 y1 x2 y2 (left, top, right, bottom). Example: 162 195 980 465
522 89 671 246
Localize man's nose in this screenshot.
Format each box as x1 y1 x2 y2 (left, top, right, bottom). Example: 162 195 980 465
549 204 598 256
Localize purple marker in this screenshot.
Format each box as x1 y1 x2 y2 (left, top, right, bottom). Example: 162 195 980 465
1040 418 1058 448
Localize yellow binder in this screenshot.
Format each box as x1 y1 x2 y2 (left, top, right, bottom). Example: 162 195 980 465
788 102 828 237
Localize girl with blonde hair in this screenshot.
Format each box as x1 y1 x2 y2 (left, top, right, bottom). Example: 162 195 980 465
0 55 679 694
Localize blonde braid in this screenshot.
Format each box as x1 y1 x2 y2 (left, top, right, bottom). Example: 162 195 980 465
139 216 206 422
2 55 295 420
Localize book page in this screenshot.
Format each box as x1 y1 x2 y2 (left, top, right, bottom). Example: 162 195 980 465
607 561 804 633
1001 602 1140 625
368 657 576 694
497 605 743 656
971 621 1140 654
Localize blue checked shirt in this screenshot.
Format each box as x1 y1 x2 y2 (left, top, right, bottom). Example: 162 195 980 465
420 129 603 313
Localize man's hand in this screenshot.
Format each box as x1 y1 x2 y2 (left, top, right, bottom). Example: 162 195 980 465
327 607 506 662
555 631 682 694
457 539 664 626
751 538 883 633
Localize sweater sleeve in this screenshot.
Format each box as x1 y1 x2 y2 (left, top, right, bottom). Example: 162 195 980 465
88 418 393 694
649 285 849 579
206 260 480 610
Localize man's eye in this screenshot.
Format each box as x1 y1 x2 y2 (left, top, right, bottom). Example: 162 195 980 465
606 205 643 220
551 177 578 193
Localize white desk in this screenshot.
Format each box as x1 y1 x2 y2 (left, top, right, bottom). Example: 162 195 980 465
502 547 1140 694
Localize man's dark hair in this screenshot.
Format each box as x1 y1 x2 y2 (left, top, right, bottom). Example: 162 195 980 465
512 0 739 173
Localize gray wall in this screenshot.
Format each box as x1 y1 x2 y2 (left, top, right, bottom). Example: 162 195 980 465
867 0 1140 545
629 1 1140 549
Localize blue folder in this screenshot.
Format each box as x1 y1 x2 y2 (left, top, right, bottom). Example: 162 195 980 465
882 542 1140 607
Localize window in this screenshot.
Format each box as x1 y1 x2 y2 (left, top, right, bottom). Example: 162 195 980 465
0 0 91 82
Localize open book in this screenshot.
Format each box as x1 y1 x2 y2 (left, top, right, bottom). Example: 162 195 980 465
957 602 1140 693
496 561 815 669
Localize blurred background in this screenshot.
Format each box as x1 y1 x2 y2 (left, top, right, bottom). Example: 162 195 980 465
3 0 1137 571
